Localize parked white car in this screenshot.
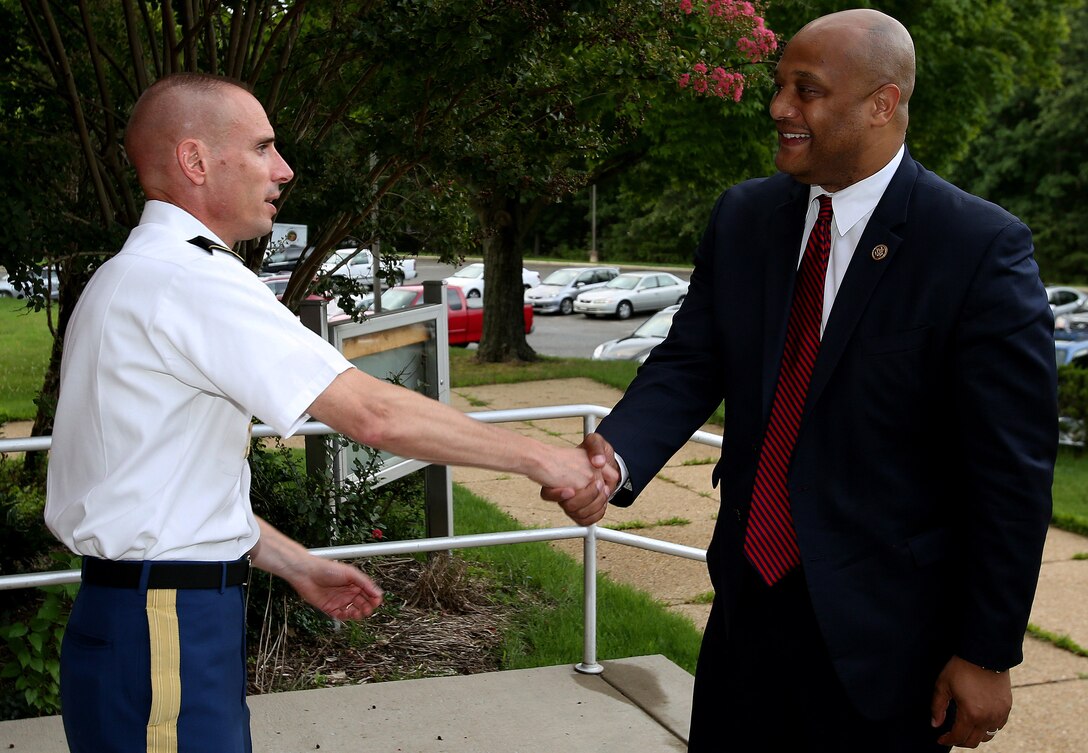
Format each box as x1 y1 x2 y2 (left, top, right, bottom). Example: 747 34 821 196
573 271 688 319
322 247 417 287
444 262 541 299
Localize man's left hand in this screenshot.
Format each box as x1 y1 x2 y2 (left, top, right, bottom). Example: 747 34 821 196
931 655 1011 748
292 558 384 621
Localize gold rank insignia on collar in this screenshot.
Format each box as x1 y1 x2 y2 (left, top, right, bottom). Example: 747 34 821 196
187 235 246 264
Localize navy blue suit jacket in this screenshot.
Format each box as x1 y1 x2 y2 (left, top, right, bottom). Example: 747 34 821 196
597 151 1057 720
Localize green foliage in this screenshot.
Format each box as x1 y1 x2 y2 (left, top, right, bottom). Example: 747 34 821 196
0 457 54 577
245 436 425 642
0 450 74 720
0 555 79 720
951 1 1088 282
1058 364 1088 447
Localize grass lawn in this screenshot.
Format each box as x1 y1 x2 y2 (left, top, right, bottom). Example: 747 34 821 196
0 304 53 422
453 484 703 674
1051 446 1088 536
448 346 640 391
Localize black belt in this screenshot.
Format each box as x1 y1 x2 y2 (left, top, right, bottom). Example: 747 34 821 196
81 556 251 589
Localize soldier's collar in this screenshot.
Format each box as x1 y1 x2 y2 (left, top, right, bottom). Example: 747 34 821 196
187 235 245 264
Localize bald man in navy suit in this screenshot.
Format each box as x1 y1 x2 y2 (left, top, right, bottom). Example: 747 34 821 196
545 9 1056 752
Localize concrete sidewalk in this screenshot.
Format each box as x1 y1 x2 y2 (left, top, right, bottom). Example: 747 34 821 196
0 655 693 752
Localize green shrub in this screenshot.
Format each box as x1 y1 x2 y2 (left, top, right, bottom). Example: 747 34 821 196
1058 364 1088 447
0 457 55 577
0 554 79 720
245 436 426 645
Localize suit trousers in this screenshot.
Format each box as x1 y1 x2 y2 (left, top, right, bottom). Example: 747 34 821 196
688 564 952 753
60 578 251 753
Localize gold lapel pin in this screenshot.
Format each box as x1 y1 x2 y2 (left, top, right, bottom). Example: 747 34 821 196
871 244 889 261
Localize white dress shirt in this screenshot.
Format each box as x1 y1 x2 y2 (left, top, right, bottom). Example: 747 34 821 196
807 145 905 335
45 201 353 561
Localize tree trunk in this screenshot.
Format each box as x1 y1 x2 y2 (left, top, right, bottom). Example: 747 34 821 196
472 191 536 363
22 264 87 477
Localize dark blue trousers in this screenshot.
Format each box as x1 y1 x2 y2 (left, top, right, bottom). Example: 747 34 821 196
688 565 952 753
60 576 251 753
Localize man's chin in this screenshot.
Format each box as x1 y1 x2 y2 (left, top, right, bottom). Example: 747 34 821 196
250 218 275 240
774 153 804 178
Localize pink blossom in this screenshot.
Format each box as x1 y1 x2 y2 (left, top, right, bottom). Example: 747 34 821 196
731 76 745 102
673 1 773 103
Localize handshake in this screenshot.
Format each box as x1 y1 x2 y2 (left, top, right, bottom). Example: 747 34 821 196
537 433 620 526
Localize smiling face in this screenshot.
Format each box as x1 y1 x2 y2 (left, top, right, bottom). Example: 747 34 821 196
769 13 910 191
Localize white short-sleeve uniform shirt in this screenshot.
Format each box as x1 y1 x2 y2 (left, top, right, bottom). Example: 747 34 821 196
45 201 352 562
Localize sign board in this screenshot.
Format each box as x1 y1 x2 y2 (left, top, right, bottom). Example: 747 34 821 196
328 302 450 487
271 222 307 249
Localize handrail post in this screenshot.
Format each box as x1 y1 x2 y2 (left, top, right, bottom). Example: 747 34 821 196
574 410 604 674
583 413 597 437
575 523 603 674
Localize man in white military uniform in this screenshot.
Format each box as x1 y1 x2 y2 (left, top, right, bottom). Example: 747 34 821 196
45 73 613 753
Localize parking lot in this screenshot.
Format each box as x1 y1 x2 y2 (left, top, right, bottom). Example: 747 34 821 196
414 257 691 359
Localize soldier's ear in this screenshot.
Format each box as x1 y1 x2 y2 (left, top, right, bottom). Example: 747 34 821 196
177 138 209 186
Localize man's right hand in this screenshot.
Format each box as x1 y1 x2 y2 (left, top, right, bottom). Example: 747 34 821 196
542 433 618 525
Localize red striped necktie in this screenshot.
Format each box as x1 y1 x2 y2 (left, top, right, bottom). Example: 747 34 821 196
744 194 834 586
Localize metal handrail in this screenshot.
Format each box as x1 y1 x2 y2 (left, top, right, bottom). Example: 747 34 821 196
0 405 720 673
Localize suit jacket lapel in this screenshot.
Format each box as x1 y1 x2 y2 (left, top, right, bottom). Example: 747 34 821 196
804 154 919 413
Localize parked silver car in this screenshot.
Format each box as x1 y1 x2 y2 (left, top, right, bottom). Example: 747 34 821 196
1046 285 1088 317
0 269 60 301
573 271 688 319
592 304 679 362
525 266 619 315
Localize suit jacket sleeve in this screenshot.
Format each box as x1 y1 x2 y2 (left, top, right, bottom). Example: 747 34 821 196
598 190 735 507
948 217 1056 671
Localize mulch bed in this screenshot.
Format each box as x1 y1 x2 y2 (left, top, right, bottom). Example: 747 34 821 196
248 555 521 695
